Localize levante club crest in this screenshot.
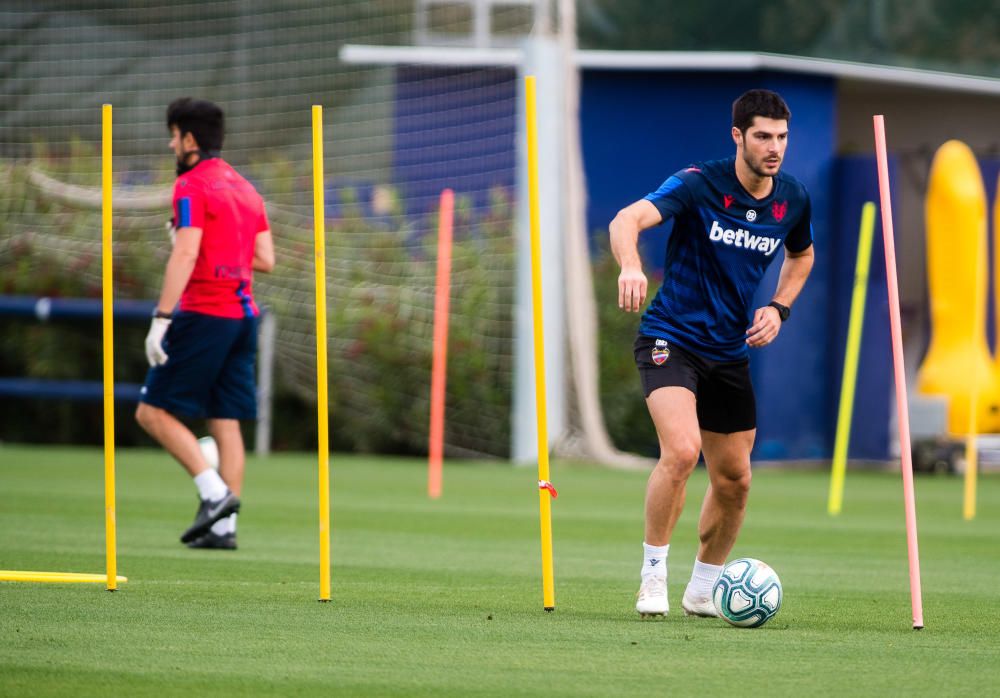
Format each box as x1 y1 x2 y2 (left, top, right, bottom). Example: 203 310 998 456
652 339 670 365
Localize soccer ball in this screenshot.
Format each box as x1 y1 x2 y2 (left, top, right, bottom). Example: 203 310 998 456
197 436 220 470
712 558 782 628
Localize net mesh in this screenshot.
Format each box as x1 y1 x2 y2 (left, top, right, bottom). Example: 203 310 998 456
0 1 537 456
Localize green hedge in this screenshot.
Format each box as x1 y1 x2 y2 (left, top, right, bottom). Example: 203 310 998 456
0 145 657 457
592 239 660 457
0 149 516 455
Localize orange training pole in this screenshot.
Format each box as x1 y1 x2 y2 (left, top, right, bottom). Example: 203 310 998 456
873 114 924 630
428 188 454 498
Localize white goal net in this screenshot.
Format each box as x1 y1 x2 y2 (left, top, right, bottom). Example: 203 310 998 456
0 1 634 464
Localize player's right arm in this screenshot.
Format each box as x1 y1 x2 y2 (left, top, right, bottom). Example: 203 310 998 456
609 199 662 312
144 225 201 366
156 226 202 313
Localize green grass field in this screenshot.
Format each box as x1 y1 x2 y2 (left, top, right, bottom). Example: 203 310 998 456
1 444 999 696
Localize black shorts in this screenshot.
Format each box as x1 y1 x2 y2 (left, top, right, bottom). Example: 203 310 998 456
633 335 755 433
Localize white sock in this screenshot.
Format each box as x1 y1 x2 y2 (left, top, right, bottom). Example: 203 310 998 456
211 513 236 536
686 559 724 599
641 542 669 579
193 469 228 501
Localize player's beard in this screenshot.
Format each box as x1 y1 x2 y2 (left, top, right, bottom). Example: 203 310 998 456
176 150 199 176
744 150 781 179
176 149 217 176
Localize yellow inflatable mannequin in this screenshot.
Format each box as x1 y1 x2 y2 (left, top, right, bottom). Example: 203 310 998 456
994 173 1000 405
917 140 999 434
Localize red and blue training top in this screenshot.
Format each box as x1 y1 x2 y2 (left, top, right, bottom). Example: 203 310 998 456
172 158 269 319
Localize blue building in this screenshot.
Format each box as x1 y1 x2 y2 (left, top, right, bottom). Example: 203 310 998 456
341 43 1000 461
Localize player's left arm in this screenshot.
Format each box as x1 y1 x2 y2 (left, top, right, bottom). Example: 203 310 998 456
747 194 815 347
252 201 275 273
253 230 275 273
145 226 201 366
771 243 814 308
746 243 814 347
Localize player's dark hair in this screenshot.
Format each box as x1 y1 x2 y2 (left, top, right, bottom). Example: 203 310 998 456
166 98 224 152
732 89 790 134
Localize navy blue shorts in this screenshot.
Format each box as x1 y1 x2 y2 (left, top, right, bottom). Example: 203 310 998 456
140 312 258 420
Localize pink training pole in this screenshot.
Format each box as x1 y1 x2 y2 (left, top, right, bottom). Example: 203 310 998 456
428 188 454 499
873 115 925 630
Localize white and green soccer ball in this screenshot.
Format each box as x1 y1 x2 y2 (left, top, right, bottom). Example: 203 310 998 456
712 558 782 628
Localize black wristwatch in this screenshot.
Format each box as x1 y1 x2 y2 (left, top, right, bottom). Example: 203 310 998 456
768 301 790 322
152 308 173 320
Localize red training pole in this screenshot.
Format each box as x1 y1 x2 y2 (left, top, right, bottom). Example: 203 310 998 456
873 115 925 630
428 188 454 498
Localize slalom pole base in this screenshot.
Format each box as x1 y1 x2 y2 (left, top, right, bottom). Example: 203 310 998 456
0 571 128 584
544 606 554 613
318 598 332 604
913 624 924 631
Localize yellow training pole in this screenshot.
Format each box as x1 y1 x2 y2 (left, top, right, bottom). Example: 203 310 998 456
0 106 128 589
101 104 119 591
976 174 1000 518
525 76 555 612
963 363 981 520
828 202 876 515
963 202 987 522
0 571 127 584
962 170 997 521
312 105 332 602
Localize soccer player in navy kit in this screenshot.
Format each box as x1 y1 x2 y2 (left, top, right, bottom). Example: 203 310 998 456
609 90 815 618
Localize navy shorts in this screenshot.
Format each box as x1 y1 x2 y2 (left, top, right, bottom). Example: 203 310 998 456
140 312 258 420
633 335 756 433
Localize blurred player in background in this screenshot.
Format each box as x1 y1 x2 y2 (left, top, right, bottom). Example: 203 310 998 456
609 89 814 618
136 98 275 550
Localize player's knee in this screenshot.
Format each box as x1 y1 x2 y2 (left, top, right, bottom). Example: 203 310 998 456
658 438 701 476
134 402 159 432
716 469 752 502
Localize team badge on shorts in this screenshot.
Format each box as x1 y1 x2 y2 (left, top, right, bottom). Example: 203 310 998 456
652 339 670 366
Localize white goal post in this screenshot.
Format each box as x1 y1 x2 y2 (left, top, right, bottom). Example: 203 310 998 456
341 29 648 469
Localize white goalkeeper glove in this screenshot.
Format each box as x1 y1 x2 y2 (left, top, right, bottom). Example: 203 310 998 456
166 218 177 246
145 316 172 366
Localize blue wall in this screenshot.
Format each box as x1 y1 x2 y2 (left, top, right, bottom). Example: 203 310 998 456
827 156 894 460
983 158 1000 353
389 65 938 460
394 66 516 217
823 154 1000 460
580 70 839 459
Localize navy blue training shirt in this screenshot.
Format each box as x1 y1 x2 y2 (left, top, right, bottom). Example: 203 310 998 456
639 156 813 361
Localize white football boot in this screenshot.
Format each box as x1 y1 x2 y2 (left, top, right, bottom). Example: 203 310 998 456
636 576 668 618
681 588 720 617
